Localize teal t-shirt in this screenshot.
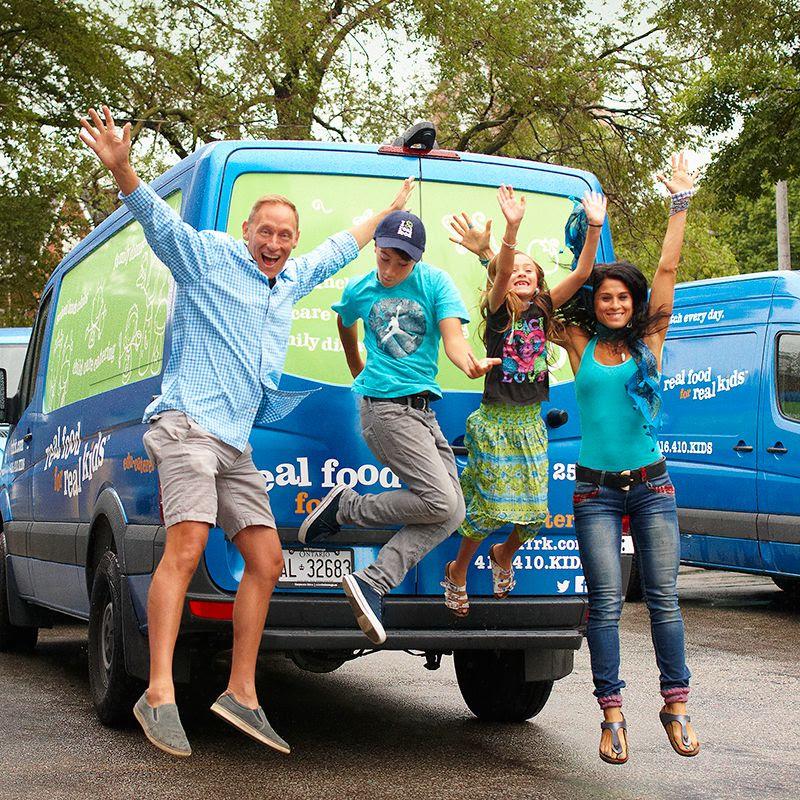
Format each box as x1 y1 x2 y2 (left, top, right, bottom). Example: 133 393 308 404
332 262 470 398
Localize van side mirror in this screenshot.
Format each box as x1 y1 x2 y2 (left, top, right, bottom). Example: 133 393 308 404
0 368 6 423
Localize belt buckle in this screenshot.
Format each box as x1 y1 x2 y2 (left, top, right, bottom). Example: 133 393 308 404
619 469 632 491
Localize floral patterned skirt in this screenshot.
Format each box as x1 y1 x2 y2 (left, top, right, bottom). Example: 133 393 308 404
459 402 548 542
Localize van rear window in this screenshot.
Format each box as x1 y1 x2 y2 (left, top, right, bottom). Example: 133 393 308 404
227 173 578 391
43 192 180 413
777 333 800 422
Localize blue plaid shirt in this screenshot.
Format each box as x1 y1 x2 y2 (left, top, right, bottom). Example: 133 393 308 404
122 182 359 451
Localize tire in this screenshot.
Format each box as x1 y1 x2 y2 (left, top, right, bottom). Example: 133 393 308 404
87 551 141 726
626 553 644 602
772 576 800 601
454 649 553 722
0 532 38 652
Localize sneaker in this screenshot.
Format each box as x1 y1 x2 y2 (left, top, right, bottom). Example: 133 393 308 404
210 692 291 754
133 691 192 758
298 484 347 544
342 573 386 645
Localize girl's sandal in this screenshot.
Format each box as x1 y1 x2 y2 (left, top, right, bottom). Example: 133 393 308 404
441 562 469 617
599 718 629 765
489 544 516 598
659 711 700 757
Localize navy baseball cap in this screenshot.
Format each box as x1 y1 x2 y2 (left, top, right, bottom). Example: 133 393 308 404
374 210 426 262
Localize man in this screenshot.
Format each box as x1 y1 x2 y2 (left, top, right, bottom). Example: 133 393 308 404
78 106 414 757
298 209 499 645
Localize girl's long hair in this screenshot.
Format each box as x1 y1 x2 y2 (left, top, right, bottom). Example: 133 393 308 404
562 260 670 346
479 251 565 344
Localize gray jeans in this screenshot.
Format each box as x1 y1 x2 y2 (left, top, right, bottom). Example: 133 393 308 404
337 397 466 595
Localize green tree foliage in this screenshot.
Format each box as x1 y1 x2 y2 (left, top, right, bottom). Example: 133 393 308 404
657 0 800 196
0 0 745 323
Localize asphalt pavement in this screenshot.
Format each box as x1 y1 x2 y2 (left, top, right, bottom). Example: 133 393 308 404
1 567 797 800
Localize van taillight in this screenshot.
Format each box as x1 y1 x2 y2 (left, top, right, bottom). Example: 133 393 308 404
622 515 631 535
189 600 234 620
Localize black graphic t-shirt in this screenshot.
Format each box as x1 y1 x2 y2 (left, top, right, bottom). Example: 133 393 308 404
482 303 549 405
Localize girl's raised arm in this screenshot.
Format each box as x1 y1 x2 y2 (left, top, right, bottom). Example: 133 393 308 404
646 152 697 352
550 191 607 309
488 185 525 312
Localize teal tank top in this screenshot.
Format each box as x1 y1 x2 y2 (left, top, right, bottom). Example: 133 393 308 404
575 338 660 471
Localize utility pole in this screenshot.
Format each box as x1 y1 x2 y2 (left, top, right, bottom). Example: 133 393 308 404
777 180 791 270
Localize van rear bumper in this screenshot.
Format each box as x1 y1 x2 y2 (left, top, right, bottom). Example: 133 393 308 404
180 593 588 651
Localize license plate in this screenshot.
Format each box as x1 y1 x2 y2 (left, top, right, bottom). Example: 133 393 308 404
279 548 353 588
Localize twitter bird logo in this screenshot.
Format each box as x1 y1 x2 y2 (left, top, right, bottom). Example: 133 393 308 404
556 579 569 594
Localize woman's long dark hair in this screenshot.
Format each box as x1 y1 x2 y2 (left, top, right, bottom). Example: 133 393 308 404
562 260 670 347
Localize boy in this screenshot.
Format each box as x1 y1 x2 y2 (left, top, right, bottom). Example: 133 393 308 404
299 210 499 644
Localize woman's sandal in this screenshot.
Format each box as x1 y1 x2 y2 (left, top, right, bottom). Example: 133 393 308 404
441 562 469 617
659 710 700 757
599 717 629 765
489 544 516 598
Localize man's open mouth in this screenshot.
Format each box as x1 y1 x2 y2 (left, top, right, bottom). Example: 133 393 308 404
262 252 280 269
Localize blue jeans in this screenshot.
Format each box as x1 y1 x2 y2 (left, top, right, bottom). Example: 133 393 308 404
573 470 691 700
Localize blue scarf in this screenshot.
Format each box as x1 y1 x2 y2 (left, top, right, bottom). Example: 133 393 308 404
596 325 664 435
564 202 664 435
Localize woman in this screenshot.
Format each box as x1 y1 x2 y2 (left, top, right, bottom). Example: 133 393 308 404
560 152 700 763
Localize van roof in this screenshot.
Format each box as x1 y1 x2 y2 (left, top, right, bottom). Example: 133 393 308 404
676 270 800 301
0 327 31 344
48 140 600 290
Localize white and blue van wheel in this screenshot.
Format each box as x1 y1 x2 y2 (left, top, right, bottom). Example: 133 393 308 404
0 532 38 653
87 551 141 726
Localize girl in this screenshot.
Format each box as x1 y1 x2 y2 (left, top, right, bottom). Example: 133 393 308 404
442 186 607 615
559 152 700 764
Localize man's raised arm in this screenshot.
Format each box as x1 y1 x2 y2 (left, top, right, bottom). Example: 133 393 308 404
78 105 214 284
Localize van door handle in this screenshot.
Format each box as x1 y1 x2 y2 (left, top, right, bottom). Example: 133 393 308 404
767 442 788 454
22 431 32 443
545 409 569 429
732 441 753 452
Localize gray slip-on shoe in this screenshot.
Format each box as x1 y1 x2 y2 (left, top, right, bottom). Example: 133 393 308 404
210 692 291 754
133 692 192 757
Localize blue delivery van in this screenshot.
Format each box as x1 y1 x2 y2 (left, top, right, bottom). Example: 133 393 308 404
658 273 800 596
0 140 632 725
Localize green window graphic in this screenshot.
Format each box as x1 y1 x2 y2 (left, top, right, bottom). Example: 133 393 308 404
44 192 179 413
227 173 576 390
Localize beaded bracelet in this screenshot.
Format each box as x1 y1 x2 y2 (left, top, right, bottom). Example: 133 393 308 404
501 238 517 249
670 189 695 216
479 257 490 267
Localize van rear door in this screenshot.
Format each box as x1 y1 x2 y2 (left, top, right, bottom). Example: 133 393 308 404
415 154 609 597
758 322 800 577
208 145 424 596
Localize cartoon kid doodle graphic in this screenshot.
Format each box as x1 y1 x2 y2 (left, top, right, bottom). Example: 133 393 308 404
500 317 547 383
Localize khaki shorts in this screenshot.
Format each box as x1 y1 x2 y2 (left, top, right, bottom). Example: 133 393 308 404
142 411 275 537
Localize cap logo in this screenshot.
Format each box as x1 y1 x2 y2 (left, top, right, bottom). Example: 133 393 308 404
397 219 413 238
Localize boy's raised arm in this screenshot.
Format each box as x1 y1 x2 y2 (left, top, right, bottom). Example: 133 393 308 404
347 177 416 248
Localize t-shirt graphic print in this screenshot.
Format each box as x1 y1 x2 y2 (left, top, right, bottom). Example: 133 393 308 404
501 315 547 384
368 298 427 359
483 304 549 406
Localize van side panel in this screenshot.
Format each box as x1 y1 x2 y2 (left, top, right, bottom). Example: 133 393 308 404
660 288 768 571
